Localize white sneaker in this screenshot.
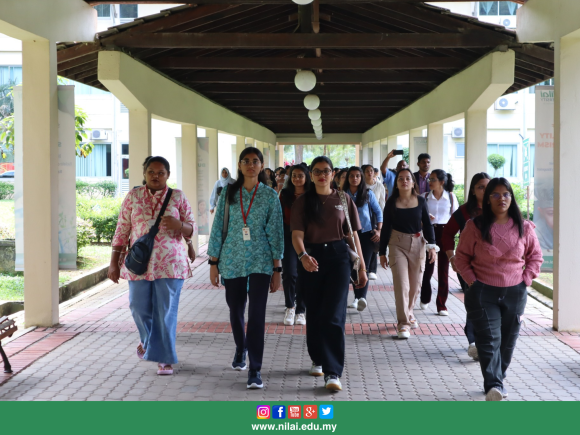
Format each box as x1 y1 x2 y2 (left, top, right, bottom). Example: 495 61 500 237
485 387 503 401
467 343 479 361
309 363 324 377
410 319 419 329
357 298 367 312
420 303 429 310
397 327 411 339
324 375 342 391
348 298 358 309
368 272 377 280
438 310 449 316
284 307 295 325
295 313 306 325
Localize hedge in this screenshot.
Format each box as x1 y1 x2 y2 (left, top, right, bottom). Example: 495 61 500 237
76 197 122 243
76 180 117 199
0 182 14 200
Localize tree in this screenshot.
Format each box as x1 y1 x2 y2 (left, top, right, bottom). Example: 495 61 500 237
403 147 410 165
0 80 16 120
488 153 506 176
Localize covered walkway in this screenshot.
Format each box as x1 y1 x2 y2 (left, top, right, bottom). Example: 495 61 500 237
1 250 579 401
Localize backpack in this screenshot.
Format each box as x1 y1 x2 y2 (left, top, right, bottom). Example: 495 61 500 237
424 191 455 215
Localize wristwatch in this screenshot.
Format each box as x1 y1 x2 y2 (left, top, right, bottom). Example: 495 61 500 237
298 252 308 260
273 267 282 273
208 259 219 266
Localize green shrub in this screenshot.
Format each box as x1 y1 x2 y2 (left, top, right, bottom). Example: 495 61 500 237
76 217 96 254
77 197 122 242
76 180 117 199
488 154 506 176
454 183 465 206
0 181 14 200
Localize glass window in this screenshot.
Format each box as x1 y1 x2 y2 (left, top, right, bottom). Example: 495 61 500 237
456 143 465 158
487 143 518 178
479 2 499 16
0 66 23 86
499 1 518 15
76 143 111 177
119 5 138 18
122 144 129 155
94 5 111 18
530 79 554 94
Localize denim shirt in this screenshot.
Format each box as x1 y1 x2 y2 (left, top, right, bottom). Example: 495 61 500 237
346 189 383 233
382 169 396 198
208 182 284 280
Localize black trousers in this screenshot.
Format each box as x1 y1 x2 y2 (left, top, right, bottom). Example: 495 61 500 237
457 272 476 344
464 280 527 393
369 251 378 274
420 225 449 311
282 224 305 314
352 230 375 300
299 240 351 377
224 273 271 371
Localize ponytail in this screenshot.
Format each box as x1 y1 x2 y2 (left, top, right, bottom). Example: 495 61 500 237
445 173 455 193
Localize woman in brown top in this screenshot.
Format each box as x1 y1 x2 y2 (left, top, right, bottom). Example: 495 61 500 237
291 156 367 392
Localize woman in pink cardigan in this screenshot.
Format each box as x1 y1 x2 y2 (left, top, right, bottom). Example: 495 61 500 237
455 178 542 401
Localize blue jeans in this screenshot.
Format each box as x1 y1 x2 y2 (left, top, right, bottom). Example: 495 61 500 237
128 278 184 365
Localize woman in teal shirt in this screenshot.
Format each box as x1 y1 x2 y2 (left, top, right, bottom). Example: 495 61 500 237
208 147 284 390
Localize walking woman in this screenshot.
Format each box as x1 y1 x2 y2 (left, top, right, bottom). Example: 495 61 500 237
419 169 459 316
208 147 284 390
264 168 277 189
109 156 197 375
343 166 383 312
441 172 491 360
279 165 311 325
362 164 386 281
291 156 367 391
379 168 437 339
210 168 236 214
455 178 542 401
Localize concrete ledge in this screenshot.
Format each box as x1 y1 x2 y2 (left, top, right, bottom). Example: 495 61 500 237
0 301 24 317
532 279 553 299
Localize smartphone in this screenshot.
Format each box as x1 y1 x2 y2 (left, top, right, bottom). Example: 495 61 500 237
393 150 404 156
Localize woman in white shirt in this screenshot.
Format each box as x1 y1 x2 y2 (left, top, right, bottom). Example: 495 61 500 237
420 169 458 316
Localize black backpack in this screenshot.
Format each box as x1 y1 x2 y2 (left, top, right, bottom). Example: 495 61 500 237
125 188 173 275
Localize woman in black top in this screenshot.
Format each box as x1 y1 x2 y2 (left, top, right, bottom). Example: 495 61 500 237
379 168 437 339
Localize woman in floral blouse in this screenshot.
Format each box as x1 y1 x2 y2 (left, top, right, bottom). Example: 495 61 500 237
208 147 284 390
108 156 197 376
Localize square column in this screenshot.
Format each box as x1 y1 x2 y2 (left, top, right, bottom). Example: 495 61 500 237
176 124 199 253
427 123 444 172
372 140 381 168
362 143 370 165
128 110 152 189
245 137 254 147
387 136 399 169
206 128 219 232
554 34 580 331
235 135 245 169
380 138 389 164
22 39 59 327
464 110 488 196
409 128 424 172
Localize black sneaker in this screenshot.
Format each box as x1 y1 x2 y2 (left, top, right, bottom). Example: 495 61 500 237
247 370 263 389
324 374 342 391
231 349 247 371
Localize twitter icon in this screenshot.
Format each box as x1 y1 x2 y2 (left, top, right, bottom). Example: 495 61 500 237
319 405 333 419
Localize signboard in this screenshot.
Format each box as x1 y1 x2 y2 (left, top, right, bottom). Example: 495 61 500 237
522 138 531 188
197 137 210 235
533 86 554 271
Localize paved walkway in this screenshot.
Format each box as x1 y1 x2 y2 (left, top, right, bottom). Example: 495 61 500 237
1 247 580 401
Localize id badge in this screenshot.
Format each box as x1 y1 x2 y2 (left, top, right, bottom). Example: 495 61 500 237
242 226 251 241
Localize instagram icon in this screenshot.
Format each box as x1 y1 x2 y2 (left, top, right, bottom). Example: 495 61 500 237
257 405 270 419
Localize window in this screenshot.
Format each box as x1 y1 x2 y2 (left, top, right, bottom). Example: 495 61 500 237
120 102 128 113
0 66 22 86
479 2 518 16
94 5 111 18
122 144 129 155
530 78 554 94
119 5 138 19
456 143 465 158
76 143 111 177
487 144 518 178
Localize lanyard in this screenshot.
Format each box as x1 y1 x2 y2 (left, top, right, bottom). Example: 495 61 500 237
149 186 167 219
240 183 259 227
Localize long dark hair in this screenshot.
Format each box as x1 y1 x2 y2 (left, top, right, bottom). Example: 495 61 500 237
466 172 491 217
304 156 333 225
430 169 454 193
265 168 276 186
280 165 312 208
227 147 268 203
385 167 418 219
474 177 524 244
342 166 368 208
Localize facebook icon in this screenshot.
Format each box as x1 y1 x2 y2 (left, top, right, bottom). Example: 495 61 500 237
272 405 286 419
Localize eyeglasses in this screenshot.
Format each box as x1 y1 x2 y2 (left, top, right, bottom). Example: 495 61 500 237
240 159 261 166
291 174 305 179
475 185 487 190
428 178 439 183
490 192 512 200
312 168 332 176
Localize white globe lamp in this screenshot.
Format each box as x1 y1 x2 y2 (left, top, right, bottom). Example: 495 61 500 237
304 94 320 110
308 109 321 120
311 118 322 127
295 71 316 92
293 0 314 4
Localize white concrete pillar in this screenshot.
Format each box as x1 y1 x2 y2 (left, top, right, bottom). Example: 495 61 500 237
387 135 399 169
22 39 59 327
235 135 245 167
554 33 580 331
380 138 389 165
176 124 199 253
372 140 381 169
128 110 152 189
206 128 219 232
409 128 424 172
355 144 361 166
464 110 488 195
362 143 370 165
427 123 444 171
245 137 254 147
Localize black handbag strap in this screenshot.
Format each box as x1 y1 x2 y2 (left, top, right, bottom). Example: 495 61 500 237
152 188 173 230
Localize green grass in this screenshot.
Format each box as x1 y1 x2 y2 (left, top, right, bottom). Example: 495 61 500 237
537 272 553 288
0 244 111 302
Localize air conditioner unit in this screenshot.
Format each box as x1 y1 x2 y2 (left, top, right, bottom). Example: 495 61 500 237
499 16 516 29
494 94 518 110
451 127 464 138
91 130 109 140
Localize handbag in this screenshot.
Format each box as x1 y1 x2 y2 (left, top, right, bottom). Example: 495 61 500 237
338 190 361 283
125 188 173 275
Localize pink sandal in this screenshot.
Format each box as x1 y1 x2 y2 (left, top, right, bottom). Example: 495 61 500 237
157 364 173 375
137 343 145 360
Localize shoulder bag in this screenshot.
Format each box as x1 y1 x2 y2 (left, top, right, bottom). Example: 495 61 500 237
125 188 173 275
338 190 361 284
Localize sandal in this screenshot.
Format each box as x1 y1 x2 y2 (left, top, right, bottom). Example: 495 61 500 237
157 364 173 375
137 342 146 360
